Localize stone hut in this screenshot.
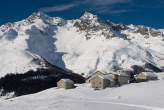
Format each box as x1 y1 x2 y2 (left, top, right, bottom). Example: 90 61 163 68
106 72 129 85
90 74 115 89
86 71 105 83
57 79 74 89
136 72 158 82
85 75 92 83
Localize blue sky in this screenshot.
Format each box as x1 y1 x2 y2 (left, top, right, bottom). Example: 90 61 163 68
0 0 164 29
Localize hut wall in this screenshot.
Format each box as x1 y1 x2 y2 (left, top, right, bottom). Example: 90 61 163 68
118 76 129 84
57 80 74 89
91 76 104 89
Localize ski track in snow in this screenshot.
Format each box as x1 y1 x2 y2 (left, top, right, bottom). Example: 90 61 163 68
65 99 164 110
61 96 164 110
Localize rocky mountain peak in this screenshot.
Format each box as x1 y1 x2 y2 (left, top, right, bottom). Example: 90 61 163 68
25 11 53 24
0 12 49 33
133 25 164 38
80 12 99 22
0 22 14 32
73 13 128 40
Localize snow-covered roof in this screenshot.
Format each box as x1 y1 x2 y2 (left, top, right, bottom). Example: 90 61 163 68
61 79 74 83
142 72 157 77
100 75 114 82
92 74 114 82
109 71 129 77
94 71 104 74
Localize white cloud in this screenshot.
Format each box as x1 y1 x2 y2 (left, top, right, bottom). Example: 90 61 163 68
97 7 129 14
86 0 132 14
40 4 76 12
108 9 128 14
87 0 131 6
39 0 132 14
39 0 87 13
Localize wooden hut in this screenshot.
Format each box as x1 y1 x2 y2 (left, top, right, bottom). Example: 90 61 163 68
57 79 74 89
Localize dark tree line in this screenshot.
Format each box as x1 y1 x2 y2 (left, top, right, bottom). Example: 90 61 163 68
0 68 85 97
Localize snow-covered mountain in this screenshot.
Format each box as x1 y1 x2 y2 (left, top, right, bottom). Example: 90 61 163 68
0 12 164 77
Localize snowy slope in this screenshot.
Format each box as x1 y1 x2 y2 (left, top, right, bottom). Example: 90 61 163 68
0 12 66 77
0 73 164 110
0 12 164 77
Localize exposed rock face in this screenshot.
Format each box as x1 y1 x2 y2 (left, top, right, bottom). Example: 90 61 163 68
134 25 149 36
0 22 14 32
111 23 126 31
149 28 164 37
24 12 60 25
73 12 117 40
132 25 164 38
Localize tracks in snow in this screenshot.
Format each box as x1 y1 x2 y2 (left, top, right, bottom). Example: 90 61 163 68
64 97 164 110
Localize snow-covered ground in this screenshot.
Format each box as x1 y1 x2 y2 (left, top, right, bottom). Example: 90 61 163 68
0 73 164 110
